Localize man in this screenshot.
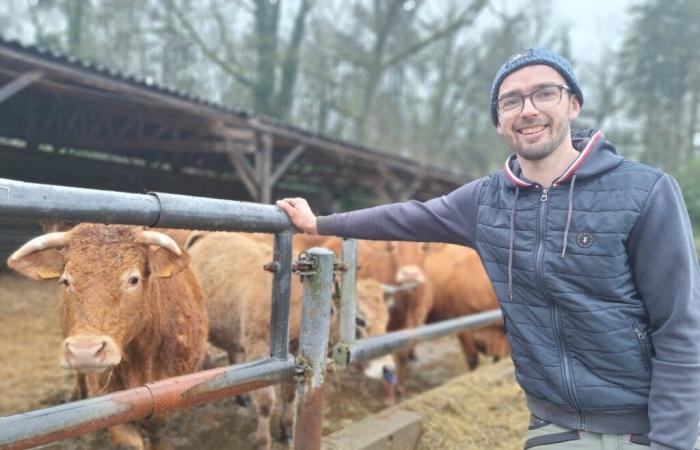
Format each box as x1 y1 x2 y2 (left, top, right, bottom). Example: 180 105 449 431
277 48 700 450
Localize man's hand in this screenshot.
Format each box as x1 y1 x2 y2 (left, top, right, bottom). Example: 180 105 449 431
276 197 318 234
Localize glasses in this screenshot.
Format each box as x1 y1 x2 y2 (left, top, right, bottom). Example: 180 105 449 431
497 85 570 118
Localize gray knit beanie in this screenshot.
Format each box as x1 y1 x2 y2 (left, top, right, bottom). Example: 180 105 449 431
490 47 583 125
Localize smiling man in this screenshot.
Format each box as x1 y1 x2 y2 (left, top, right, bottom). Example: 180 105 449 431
276 48 700 450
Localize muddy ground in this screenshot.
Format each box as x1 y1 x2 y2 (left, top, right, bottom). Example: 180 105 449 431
0 272 527 449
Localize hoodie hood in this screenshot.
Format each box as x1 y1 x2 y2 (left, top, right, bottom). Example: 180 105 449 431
503 129 623 189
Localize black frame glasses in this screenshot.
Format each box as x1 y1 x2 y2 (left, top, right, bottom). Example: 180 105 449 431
497 85 570 117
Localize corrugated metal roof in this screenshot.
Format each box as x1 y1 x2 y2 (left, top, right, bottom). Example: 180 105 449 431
0 36 464 179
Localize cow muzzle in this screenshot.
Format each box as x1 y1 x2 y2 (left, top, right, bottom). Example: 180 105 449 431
61 335 121 373
363 354 397 384
395 265 425 285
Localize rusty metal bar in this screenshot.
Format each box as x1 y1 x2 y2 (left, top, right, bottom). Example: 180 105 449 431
0 178 294 233
0 357 297 450
347 309 503 364
293 248 335 450
269 231 293 359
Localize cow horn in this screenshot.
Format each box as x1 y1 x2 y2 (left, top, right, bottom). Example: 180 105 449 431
136 231 182 255
10 232 69 261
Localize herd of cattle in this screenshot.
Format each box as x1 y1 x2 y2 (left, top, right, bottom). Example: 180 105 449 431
6 222 509 450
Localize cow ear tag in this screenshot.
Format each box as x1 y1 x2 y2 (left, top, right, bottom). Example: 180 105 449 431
37 269 61 279
156 264 175 278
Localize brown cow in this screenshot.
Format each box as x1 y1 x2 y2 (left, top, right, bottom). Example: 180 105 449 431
186 232 395 450
7 224 208 450
422 244 509 365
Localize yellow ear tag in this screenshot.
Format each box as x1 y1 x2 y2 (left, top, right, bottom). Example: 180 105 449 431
37 269 61 279
157 264 175 278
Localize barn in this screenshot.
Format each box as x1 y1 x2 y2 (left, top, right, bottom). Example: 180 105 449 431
0 37 468 265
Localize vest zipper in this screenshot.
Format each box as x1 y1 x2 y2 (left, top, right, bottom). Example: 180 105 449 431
634 324 652 373
534 187 585 427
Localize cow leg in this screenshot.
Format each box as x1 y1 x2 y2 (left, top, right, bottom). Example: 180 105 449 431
108 423 144 450
392 350 409 401
251 385 276 450
457 331 480 371
247 343 275 450
278 379 296 445
142 417 173 450
226 349 252 408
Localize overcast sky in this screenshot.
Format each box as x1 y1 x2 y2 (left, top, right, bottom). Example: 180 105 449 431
553 0 638 63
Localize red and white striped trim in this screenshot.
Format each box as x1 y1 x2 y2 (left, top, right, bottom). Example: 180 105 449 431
503 130 604 188
552 130 603 186
503 154 536 188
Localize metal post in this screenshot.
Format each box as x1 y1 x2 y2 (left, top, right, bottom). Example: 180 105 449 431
332 239 357 367
269 231 293 359
293 248 334 450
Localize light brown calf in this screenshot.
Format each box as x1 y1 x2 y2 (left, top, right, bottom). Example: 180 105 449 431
186 232 394 450
8 224 208 450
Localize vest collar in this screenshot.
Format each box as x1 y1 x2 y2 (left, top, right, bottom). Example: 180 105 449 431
503 129 603 189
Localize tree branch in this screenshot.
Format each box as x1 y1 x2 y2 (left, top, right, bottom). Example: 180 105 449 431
161 0 255 88
381 0 487 70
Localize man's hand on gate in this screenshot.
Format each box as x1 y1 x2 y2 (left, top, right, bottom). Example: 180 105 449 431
276 198 318 234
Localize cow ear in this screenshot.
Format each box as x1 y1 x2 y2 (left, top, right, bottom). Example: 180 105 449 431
148 247 189 278
7 249 65 280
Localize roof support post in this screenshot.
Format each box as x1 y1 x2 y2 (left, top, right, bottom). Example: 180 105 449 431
256 133 274 204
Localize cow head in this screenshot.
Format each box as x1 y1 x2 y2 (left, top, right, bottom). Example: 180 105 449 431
7 223 187 373
353 279 397 383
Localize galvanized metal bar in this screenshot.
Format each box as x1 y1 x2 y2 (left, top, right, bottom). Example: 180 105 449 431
339 238 357 345
269 231 293 359
331 239 358 367
0 71 42 104
348 309 503 363
0 357 296 450
0 178 294 233
293 247 335 450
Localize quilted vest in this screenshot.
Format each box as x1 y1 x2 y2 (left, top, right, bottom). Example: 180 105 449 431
475 133 662 416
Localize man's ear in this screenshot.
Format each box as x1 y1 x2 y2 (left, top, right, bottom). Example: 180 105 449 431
569 96 581 121
7 249 65 280
148 247 189 278
496 121 504 135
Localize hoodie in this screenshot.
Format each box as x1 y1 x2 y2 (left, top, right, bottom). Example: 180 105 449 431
317 130 700 450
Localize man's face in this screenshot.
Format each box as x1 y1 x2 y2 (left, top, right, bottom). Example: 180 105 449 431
496 65 580 161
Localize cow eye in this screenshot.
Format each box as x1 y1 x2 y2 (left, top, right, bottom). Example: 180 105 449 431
127 276 140 286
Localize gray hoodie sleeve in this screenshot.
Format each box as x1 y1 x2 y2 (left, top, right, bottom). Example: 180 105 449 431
316 177 486 247
628 174 700 450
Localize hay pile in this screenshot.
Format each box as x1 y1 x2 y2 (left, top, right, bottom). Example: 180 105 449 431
401 359 529 450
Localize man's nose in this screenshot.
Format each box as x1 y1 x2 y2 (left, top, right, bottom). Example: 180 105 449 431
520 97 539 117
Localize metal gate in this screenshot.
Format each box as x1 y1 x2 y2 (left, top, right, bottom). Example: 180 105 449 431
0 177 501 450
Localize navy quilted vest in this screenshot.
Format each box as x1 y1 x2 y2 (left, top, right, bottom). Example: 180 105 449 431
475 132 662 414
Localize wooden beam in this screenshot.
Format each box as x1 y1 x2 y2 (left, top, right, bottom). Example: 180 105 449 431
0 71 42 104
226 140 258 200
270 144 306 186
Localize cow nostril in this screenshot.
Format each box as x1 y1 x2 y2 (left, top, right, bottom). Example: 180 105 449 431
95 341 107 358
